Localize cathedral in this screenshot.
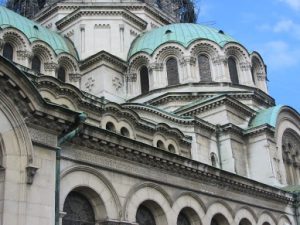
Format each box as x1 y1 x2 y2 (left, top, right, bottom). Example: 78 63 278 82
0 0 299 224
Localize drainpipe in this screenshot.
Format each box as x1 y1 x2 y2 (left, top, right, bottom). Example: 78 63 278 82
294 192 300 225
55 112 87 225
216 124 223 169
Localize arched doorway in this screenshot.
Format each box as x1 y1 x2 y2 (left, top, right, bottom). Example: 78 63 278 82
62 191 95 225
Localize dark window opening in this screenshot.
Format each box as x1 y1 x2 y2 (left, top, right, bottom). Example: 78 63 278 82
168 144 176 153
156 140 165 150
198 55 212 82
62 191 95 225
140 66 149 95
106 122 116 132
120 127 130 137
177 212 191 225
166 58 180 86
3 43 13 61
228 57 239 84
136 205 156 225
31 55 41 73
57 67 66 82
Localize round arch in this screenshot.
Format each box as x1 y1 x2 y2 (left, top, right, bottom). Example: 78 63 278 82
257 212 276 225
234 207 257 225
203 201 235 225
277 214 294 225
60 166 121 221
123 182 172 224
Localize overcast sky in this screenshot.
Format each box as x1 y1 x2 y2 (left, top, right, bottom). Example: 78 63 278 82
197 0 300 112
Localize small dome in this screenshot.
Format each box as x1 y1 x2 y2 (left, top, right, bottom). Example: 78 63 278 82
128 23 237 59
0 6 78 58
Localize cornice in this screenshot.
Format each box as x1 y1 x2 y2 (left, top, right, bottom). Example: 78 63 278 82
175 95 256 118
80 50 128 72
65 125 293 205
55 6 147 30
244 124 275 137
122 103 216 132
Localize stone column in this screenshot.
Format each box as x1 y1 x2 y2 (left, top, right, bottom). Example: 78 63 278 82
16 50 32 67
69 73 81 88
149 62 163 89
212 56 229 82
44 62 58 77
181 56 196 83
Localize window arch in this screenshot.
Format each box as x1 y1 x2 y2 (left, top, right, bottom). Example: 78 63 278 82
57 66 66 82
228 57 239 84
156 140 165 150
166 57 180 86
120 127 130 137
106 122 116 132
31 55 41 73
3 43 13 61
136 205 156 225
210 153 218 167
62 191 95 225
168 144 176 153
198 54 212 82
140 66 149 94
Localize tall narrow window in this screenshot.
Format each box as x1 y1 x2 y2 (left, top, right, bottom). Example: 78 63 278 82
62 191 95 225
57 67 66 82
198 55 212 82
166 58 179 86
140 66 149 95
3 43 13 61
31 55 41 73
228 57 239 84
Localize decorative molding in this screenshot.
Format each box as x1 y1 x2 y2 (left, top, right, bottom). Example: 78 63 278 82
149 62 163 71
17 50 32 60
44 62 58 72
239 62 251 71
212 56 227 65
125 73 137 82
28 126 57 147
69 73 81 82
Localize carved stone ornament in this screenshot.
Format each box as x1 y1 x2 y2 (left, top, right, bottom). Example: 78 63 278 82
85 77 95 92
112 76 123 91
26 165 39 184
239 61 251 71
125 73 137 82
69 73 81 82
185 56 196 66
212 56 227 65
149 62 163 71
17 50 32 60
257 72 265 81
44 62 58 71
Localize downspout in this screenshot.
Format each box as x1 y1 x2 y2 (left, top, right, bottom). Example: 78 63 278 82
294 192 300 225
55 112 87 225
216 124 223 169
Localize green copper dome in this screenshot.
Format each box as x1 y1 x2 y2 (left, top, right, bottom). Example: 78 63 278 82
128 23 237 58
0 6 78 58
249 105 284 128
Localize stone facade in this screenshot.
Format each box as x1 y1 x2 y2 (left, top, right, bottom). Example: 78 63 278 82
0 1 299 225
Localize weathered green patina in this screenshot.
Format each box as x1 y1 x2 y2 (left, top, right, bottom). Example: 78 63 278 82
249 105 283 128
128 23 237 58
0 6 78 58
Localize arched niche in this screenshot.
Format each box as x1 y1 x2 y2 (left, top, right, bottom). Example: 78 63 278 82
198 54 212 82
228 56 239 84
166 57 180 86
3 43 14 61
135 200 168 225
211 214 230 225
140 66 149 95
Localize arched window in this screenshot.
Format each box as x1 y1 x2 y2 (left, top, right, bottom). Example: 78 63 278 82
198 55 212 82
120 127 130 137
211 214 230 225
156 140 165 150
31 55 41 73
166 58 179 86
57 67 66 82
106 122 116 132
62 191 95 225
3 43 13 61
228 57 239 84
136 205 156 225
282 129 300 185
239 218 252 225
140 66 149 95
177 212 191 225
168 144 176 153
